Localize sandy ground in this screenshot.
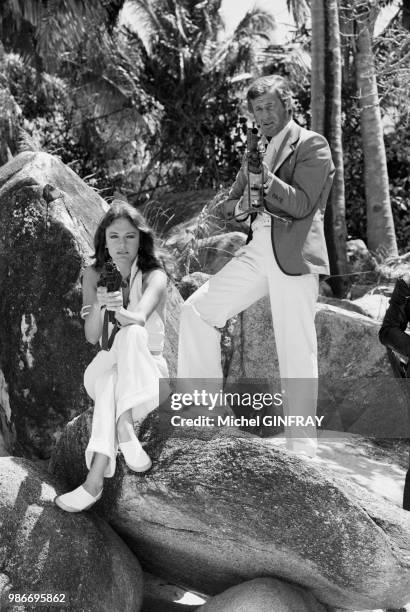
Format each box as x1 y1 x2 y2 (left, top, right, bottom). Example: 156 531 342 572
261 430 408 508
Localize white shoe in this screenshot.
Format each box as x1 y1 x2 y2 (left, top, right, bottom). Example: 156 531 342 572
54 485 103 512
119 440 152 473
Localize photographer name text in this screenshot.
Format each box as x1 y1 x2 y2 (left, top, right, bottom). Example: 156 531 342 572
171 415 324 428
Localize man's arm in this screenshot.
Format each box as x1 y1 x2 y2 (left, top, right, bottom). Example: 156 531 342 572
222 156 250 222
263 134 334 219
379 277 410 358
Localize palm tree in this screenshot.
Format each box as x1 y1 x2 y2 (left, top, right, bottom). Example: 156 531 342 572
298 0 348 296
404 0 410 28
299 0 398 264
345 0 398 257
323 0 348 296
0 0 125 71
123 0 276 192
356 24 398 256
287 0 311 25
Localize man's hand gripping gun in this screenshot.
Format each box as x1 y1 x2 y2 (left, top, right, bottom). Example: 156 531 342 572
234 127 291 225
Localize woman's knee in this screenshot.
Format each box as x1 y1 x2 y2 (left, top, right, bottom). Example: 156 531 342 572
84 352 115 397
90 369 117 408
180 300 219 331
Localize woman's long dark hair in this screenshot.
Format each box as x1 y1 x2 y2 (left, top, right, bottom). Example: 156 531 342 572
93 200 163 273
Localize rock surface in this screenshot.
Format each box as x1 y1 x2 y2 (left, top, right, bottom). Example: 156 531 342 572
196 232 246 275
0 152 180 459
225 297 407 438
50 409 410 611
177 272 210 301
0 456 143 612
351 293 390 320
199 578 329 612
176 271 406 438
0 151 106 458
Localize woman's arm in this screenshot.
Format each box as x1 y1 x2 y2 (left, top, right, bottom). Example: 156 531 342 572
115 269 167 327
379 277 410 358
82 266 104 344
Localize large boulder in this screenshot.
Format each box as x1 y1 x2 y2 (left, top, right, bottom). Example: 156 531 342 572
177 272 210 300
175 271 406 438
199 578 329 612
0 456 143 612
350 293 390 320
196 232 246 275
224 297 407 438
145 189 219 234
50 409 410 611
0 151 105 459
0 152 180 459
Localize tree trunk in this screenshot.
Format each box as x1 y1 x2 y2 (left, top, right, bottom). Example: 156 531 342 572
311 0 348 297
403 0 410 30
324 0 348 297
311 0 326 134
355 20 398 257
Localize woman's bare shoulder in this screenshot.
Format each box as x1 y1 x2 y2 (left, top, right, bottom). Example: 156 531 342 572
143 268 167 285
142 269 167 301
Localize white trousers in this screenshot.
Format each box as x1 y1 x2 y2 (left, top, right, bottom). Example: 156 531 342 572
177 226 319 453
84 325 168 477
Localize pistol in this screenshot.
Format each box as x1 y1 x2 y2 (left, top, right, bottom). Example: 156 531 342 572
97 259 123 293
97 260 123 323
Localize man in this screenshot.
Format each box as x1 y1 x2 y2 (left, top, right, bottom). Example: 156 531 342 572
177 75 335 456
379 274 410 510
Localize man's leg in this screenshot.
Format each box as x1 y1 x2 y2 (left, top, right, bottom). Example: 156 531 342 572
266 244 319 455
177 240 269 403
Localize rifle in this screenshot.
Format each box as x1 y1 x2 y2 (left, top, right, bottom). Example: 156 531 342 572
246 126 265 213
237 126 291 225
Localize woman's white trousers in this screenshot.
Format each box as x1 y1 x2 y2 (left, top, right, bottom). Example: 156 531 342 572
84 325 168 477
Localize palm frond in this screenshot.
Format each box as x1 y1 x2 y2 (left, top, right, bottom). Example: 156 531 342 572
18 128 43 152
286 0 310 27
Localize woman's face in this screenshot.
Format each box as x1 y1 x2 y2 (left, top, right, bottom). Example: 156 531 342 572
105 217 140 269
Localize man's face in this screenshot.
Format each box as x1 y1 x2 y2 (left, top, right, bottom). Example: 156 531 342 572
250 89 289 139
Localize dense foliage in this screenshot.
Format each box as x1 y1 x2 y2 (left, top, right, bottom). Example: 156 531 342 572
0 0 408 251
342 16 410 253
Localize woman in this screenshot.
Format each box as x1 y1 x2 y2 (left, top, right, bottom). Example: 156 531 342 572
55 200 168 512
379 273 410 510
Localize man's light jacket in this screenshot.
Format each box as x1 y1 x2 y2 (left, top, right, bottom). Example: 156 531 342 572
224 120 335 276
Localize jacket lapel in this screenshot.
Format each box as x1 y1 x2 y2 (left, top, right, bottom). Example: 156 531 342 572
273 120 301 174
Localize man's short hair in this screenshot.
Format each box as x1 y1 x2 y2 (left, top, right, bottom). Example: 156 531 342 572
246 75 293 115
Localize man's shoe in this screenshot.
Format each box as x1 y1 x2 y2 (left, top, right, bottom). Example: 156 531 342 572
119 440 152 472
54 485 103 513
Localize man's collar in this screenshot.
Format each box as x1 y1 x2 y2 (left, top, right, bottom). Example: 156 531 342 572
265 119 302 173
261 119 294 149
271 120 292 150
